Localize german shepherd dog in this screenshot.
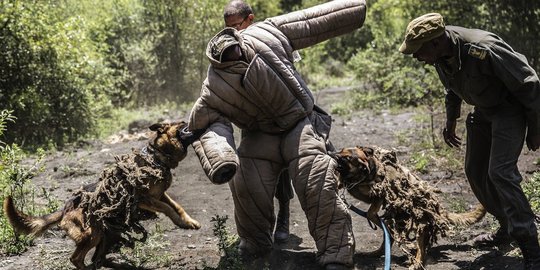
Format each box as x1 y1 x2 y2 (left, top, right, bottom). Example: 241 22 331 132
4 122 201 269
331 146 486 270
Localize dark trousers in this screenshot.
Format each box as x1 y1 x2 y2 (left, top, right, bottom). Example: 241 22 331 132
465 107 537 241
275 171 294 203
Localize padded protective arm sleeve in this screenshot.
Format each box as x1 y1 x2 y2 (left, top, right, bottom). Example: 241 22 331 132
267 0 367 50
192 121 239 184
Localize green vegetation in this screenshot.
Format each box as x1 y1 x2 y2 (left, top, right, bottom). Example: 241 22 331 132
347 0 540 110
393 108 463 174
118 224 174 268
0 0 278 149
0 110 59 255
523 172 540 213
446 196 469 214
205 215 243 270
1 0 538 149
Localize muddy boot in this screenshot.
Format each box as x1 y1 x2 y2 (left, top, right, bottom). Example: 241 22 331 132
274 200 290 243
472 227 513 247
238 238 270 263
519 237 540 270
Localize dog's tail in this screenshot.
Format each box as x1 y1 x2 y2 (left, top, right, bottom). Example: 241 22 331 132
3 196 63 237
445 204 486 226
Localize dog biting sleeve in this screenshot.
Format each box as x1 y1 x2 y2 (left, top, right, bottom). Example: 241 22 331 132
192 121 239 184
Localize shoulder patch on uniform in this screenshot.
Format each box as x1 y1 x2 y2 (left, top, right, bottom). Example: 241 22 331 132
467 44 488 60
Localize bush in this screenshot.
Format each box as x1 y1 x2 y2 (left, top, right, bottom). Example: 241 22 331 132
0 1 115 148
0 110 50 254
346 0 445 109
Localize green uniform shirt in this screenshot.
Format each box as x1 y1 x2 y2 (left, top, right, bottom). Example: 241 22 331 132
435 26 540 136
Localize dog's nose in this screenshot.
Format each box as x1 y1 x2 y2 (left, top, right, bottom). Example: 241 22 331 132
328 151 338 159
177 127 205 148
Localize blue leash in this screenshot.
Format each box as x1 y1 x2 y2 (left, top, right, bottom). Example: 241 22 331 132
347 203 392 270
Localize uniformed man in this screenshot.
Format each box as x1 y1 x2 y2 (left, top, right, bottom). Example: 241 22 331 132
399 13 540 269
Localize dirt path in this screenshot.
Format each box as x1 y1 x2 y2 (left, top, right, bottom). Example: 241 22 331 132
0 88 538 270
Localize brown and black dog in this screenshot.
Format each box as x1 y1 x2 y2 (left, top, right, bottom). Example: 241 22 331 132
4 121 201 269
331 146 486 270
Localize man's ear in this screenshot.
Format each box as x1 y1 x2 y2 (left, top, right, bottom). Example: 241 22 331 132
431 38 439 48
247 13 255 23
432 34 446 48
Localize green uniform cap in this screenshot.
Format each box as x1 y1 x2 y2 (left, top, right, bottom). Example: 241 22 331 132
399 13 445 54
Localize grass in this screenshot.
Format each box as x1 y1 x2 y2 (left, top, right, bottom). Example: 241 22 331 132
391 106 464 175
36 245 73 270
118 223 174 268
33 222 175 269
445 195 470 214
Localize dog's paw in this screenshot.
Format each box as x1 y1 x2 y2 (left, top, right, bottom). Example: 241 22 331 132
408 260 423 270
183 218 201 230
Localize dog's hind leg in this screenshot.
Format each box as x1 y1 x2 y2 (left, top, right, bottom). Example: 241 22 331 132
139 195 201 229
70 234 101 270
91 232 118 269
410 228 429 270
91 240 107 269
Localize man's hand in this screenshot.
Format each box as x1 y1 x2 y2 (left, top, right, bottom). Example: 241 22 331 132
443 120 461 148
526 134 540 151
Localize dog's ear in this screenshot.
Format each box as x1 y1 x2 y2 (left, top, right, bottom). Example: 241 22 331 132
360 146 374 157
149 123 165 133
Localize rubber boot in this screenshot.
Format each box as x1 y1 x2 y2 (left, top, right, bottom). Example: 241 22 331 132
274 200 290 243
518 237 540 270
473 226 513 247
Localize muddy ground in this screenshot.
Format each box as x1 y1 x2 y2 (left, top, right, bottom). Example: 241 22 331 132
0 88 539 270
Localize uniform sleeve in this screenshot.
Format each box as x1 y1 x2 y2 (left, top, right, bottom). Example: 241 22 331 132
488 41 540 135
445 89 462 121
436 66 463 121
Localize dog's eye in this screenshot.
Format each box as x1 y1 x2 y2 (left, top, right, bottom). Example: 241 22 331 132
349 158 360 166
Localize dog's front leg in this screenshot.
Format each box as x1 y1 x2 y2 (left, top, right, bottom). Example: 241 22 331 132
161 192 201 229
367 199 383 225
139 196 201 229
